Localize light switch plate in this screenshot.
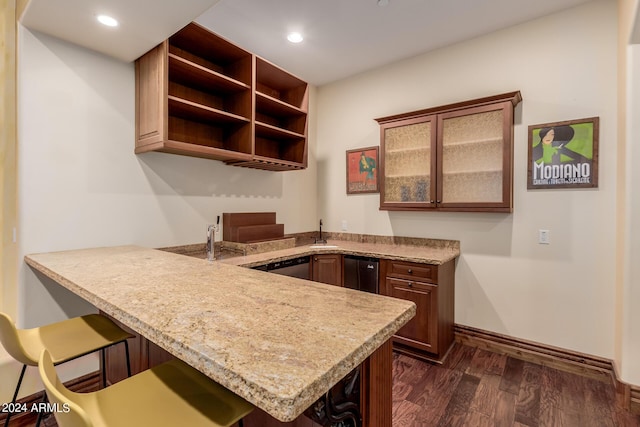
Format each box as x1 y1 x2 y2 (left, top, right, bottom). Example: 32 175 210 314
539 229 550 244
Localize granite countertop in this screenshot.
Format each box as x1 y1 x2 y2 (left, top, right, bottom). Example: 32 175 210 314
179 237 460 267
24 245 416 422
240 239 458 268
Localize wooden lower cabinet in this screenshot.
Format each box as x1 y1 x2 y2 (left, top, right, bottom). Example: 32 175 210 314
380 259 455 363
385 278 439 354
100 312 174 386
311 254 343 286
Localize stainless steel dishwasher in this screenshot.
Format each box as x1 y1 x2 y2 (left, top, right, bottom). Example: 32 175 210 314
252 256 311 280
343 255 379 293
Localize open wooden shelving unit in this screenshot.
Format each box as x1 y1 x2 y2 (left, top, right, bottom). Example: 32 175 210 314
135 23 308 171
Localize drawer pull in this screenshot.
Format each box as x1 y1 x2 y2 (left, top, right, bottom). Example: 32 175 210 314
408 282 413 287
407 269 413 274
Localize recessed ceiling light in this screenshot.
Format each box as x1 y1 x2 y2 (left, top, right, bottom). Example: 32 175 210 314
287 32 303 43
97 15 118 27
377 0 390 6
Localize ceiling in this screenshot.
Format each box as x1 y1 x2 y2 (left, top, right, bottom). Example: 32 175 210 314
23 0 599 86
20 0 221 63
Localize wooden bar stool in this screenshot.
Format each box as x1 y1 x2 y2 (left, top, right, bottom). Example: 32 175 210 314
0 312 133 426
38 349 254 427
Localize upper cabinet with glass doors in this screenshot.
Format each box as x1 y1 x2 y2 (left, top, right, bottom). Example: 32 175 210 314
376 91 521 213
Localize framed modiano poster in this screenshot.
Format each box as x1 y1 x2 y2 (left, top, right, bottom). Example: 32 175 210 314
527 117 599 189
346 146 379 194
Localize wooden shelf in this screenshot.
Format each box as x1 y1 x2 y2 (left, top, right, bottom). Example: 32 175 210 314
135 22 308 171
253 57 308 169
256 92 305 116
255 136 306 163
255 92 307 136
168 96 250 125
256 57 308 110
255 121 305 141
168 54 250 94
168 23 252 85
137 139 253 162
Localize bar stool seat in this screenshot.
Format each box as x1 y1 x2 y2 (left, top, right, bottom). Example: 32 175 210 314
1 313 133 366
0 312 133 426
39 349 254 427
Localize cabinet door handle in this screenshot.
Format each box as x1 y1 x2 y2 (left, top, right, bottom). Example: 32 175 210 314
407 269 413 274
437 200 442 203
408 282 413 287
314 257 318 261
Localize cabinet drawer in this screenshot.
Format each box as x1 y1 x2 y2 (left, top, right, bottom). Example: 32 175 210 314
386 260 435 282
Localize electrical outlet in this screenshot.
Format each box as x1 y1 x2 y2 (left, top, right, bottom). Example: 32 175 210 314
341 220 348 231
538 229 550 244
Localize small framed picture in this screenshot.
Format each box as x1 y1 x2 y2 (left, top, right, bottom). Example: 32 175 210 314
528 117 599 189
346 146 379 194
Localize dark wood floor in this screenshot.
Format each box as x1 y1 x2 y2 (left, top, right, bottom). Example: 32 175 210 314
393 343 640 426
12 343 640 427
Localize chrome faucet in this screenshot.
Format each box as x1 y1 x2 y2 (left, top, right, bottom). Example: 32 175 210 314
315 219 327 244
207 216 220 261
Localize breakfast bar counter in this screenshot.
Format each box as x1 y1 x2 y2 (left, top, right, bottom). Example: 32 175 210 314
24 245 416 425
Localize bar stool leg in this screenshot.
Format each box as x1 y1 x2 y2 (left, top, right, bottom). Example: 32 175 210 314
35 410 45 427
34 392 48 427
4 364 27 427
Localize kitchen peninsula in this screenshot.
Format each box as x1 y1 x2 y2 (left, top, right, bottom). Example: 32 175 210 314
24 245 416 426
189 236 460 364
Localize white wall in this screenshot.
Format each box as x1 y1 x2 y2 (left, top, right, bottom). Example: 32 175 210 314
5 0 632 402
3 26 318 400
317 0 617 358
623 43 640 386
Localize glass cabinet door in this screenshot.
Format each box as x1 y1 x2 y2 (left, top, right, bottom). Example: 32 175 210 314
380 116 437 209
376 91 519 212
437 102 512 210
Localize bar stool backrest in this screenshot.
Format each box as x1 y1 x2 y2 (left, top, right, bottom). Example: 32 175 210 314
0 312 33 365
38 349 93 427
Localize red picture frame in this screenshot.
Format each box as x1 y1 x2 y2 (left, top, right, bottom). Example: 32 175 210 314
346 146 379 194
